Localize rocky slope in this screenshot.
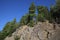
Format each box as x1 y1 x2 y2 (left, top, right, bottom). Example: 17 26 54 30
4 21 60 40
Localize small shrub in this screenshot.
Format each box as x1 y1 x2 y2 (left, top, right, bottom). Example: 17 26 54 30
28 20 34 27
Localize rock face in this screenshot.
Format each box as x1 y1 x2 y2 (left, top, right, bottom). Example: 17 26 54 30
4 21 60 40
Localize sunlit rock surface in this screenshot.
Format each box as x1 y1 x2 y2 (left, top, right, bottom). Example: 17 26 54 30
4 21 60 40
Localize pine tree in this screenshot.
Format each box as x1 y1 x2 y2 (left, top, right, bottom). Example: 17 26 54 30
28 2 36 27
29 2 36 20
37 6 49 22
56 0 60 8
19 14 29 26
50 0 60 23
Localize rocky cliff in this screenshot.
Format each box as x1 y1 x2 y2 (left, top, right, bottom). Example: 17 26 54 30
4 21 60 40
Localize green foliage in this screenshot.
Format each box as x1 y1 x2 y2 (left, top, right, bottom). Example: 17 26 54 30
56 0 60 7
27 3 36 27
0 31 10 40
37 6 49 22
37 6 45 13
29 2 36 22
20 16 26 25
0 32 4 40
0 18 19 40
29 2 36 14
29 13 36 17
19 3 36 26
19 14 29 26
37 13 45 22
50 0 60 23
28 20 34 27
29 13 36 20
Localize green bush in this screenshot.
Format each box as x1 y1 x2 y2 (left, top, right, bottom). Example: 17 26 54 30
37 13 46 22
28 20 34 27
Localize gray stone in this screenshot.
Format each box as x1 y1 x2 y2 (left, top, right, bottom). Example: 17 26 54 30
4 22 60 40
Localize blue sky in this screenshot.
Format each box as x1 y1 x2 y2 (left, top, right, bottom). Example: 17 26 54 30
0 0 56 31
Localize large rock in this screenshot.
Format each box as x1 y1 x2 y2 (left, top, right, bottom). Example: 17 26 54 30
4 22 60 40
